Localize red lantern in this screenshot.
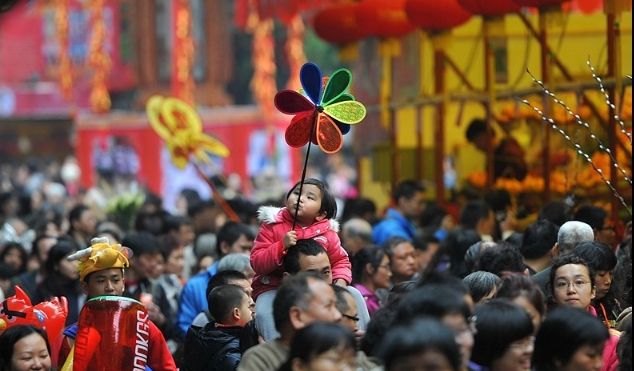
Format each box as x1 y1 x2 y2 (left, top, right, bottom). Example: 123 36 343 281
313 3 367 45
575 0 602 14
405 0 472 31
356 0 415 38
511 0 571 8
457 0 522 16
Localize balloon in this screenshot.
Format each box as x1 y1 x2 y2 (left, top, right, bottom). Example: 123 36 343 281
0 286 68 344
71 296 149 371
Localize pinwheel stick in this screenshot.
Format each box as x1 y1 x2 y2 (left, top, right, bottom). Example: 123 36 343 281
192 164 242 223
291 109 319 230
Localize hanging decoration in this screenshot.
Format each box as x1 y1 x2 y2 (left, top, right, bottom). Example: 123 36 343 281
406 0 472 32
146 96 240 222
285 15 307 90
173 0 196 105
457 0 522 16
275 62 366 227
248 0 277 121
356 0 415 40
87 0 111 113
55 0 72 101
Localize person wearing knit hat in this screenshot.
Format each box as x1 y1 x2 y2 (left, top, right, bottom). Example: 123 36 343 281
56 237 177 371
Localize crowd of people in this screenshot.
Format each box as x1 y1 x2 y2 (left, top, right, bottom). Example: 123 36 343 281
0 158 632 371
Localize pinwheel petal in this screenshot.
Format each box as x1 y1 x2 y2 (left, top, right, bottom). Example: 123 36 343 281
316 114 343 154
336 122 351 135
322 68 352 106
274 90 315 115
323 101 366 124
285 111 315 148
146 96 173 140
162 97 202 133
300 63 323 106
198 135 230 158
331 93 354 104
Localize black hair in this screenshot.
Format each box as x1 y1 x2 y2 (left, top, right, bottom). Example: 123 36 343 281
0 242 28 274
474 241 526 277
465 118 489 142
121 231 161 257
572 241 617 272
494 273 546 319
463 271 501 303
187 199 216 219
272 272 322 332
216 221 255 258
471 299 534 368
351 245 387 284
573 205 608 230
417 271 471 297
617 319 632 371
538 200 573 227
360 302 400 357
392 180 425 204
341 197 377 222
442 228 482 278
157 233 182 262
0 262 16 280
206 270 248 300
463 241 495 275
67 204 90 235
283 239 328 274
532 306 609 371
0 325 51 370
332 285 353 315
30 234 57 262
387 280 417 305
163 215 194 233
395 284 472 325
380 236 410 261
378 317 461 371
485 189 512 213
207 284 248 324
521 219 559 260
459 200 492 230
133 209 165 235
279 322 356 371
286 178 337 220
44 239 77 276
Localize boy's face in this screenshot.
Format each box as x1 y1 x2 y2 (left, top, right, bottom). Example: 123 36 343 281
236 292 255 326
81 268 125 298
285 184 327 226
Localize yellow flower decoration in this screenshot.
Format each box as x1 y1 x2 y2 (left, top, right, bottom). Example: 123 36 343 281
146 96 229 168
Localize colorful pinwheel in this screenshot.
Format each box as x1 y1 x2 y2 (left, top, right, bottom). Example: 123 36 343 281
274 62 366 154
146 95 229 168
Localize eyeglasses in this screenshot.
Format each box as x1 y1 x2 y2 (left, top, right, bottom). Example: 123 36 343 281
554 280 591 291
378 264 391 270
599 225 615 232
510 336 535 351
342 313 360 323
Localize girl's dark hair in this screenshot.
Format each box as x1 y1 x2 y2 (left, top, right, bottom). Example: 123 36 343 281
0 242 28 274
278 322 355 371
378 317 461 371
286 178 337 220
44 239 77 276
494 273 546 318
0 325 51 370
572 241 617 272
471 299 534 367
351 245 387 284
395 284 472 325
532 306 609 371
463 271 501 303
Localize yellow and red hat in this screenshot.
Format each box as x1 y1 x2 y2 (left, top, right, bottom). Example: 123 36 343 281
68 237 131 281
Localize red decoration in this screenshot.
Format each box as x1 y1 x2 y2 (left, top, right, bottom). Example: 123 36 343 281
405 0 472 31
356 0 415 38
511 0 571 8
575 0 602 13
457 0 522 16
313 3 367 45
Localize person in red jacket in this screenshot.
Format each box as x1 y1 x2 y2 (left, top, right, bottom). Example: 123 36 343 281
57 237 177 371
250 178 351 340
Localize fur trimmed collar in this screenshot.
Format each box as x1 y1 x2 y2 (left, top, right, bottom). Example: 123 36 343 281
257 206 340 232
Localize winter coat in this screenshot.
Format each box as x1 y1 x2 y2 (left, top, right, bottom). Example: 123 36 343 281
182 323 244 371
250 206 352 300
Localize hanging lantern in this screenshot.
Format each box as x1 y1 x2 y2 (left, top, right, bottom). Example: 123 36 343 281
575 0 602 14
510 0 571 8
457 0 522 16
405 0 472 31
313 2 366 45
356 0 415 38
